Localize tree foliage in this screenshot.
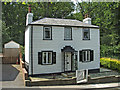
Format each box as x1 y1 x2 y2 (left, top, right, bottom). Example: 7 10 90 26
71 2 120 59
2 2 75 45
2 2 120 59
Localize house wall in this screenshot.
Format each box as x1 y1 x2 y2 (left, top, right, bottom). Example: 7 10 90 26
25 26 31 64
0 18 2 53
27 25 100 75
78 28 100 70
0 21 2 63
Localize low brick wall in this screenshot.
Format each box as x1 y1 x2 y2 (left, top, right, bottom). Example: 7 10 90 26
26 78 76 86
25 75 120 86
20 58 28 86
20 59 25 68
22 68 28 80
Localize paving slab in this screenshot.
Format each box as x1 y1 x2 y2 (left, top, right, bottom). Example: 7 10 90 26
90 67 120 78
100 67 112 72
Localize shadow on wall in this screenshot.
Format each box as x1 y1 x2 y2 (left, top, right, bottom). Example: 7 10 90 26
1 64 19 81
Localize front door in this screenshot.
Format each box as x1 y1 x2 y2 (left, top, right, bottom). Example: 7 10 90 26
65 52 71 71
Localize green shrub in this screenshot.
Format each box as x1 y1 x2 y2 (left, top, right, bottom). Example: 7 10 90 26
100 58 120 72
20 45 25 61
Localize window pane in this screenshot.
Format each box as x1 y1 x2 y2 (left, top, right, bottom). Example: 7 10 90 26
83 28 90 40
84 32 88 39
81 50 92 62
64 27 72 39
42 51 53 64
45 30 50 38
84 51 86 61
44 27 51 39
48 52 52 64
43 52 46 63
87 51 90 61
82 51 86 62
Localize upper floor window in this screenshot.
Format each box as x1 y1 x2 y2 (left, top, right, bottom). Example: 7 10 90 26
43 27 52 40
83 28 90 40
64 27 72 40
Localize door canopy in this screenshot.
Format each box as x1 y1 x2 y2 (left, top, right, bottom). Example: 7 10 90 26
61 46 76 52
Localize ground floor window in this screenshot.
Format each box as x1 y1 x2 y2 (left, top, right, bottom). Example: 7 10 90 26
42 52 52 64
79 50 94 62
38 51 56 65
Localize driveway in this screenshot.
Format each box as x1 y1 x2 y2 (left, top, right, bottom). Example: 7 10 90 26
0 64 24 88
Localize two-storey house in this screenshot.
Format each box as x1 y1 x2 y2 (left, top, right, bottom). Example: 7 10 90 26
25 9 100 76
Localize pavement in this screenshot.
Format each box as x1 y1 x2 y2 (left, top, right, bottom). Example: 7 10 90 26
0 64 24 88
36 82 120 89
1 83 119 90
0 64 119 89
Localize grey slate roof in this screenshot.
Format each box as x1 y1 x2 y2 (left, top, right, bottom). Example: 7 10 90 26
30 18 99 28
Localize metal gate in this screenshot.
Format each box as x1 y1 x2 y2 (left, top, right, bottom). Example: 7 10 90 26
76 69 88 83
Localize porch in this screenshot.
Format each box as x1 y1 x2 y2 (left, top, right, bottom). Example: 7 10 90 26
61 46 78 72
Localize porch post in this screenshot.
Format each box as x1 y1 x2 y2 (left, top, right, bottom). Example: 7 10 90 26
77 51 79 70
63 52 65 72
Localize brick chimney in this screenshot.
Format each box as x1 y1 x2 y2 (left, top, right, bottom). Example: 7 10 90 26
26 4 33 26
83 14 91 24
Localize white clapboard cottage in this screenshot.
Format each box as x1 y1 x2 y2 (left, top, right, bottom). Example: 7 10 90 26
25 8 100 76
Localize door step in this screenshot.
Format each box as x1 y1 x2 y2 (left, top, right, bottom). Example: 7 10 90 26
61 73 74 78
61 73 68 77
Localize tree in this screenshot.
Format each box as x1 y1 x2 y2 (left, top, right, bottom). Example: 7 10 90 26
74 2 120 59
2 2 75 45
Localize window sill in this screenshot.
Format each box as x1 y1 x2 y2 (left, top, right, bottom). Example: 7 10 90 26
40 64 53 65
81 61 92 63
43 39 52 40
83 39 90 40
80 61 92 63
64 39 73 40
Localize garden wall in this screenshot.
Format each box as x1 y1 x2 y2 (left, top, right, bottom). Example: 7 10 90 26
20 53 28 86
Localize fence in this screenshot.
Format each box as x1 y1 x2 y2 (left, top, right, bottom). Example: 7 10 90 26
2 48 20 64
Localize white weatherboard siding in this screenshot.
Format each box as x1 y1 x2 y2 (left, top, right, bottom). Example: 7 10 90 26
78 28 100 70
32 26 63 74
25 26 31 64
28 26 100 75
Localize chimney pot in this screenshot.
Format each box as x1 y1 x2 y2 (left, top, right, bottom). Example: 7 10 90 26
28 4 31 13
83 13 91 24
26 4 33 26
84 13 89 19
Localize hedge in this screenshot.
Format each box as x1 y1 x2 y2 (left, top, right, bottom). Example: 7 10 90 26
100 58 120 72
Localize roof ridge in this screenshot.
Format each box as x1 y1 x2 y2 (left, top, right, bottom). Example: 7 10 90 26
44 17 81 21
30 17 99 28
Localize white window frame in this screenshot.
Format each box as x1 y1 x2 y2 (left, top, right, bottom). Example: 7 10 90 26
43 27 52 40
64 27 72 40
83 28 90 40
82 50 90 62
42 52 52 64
